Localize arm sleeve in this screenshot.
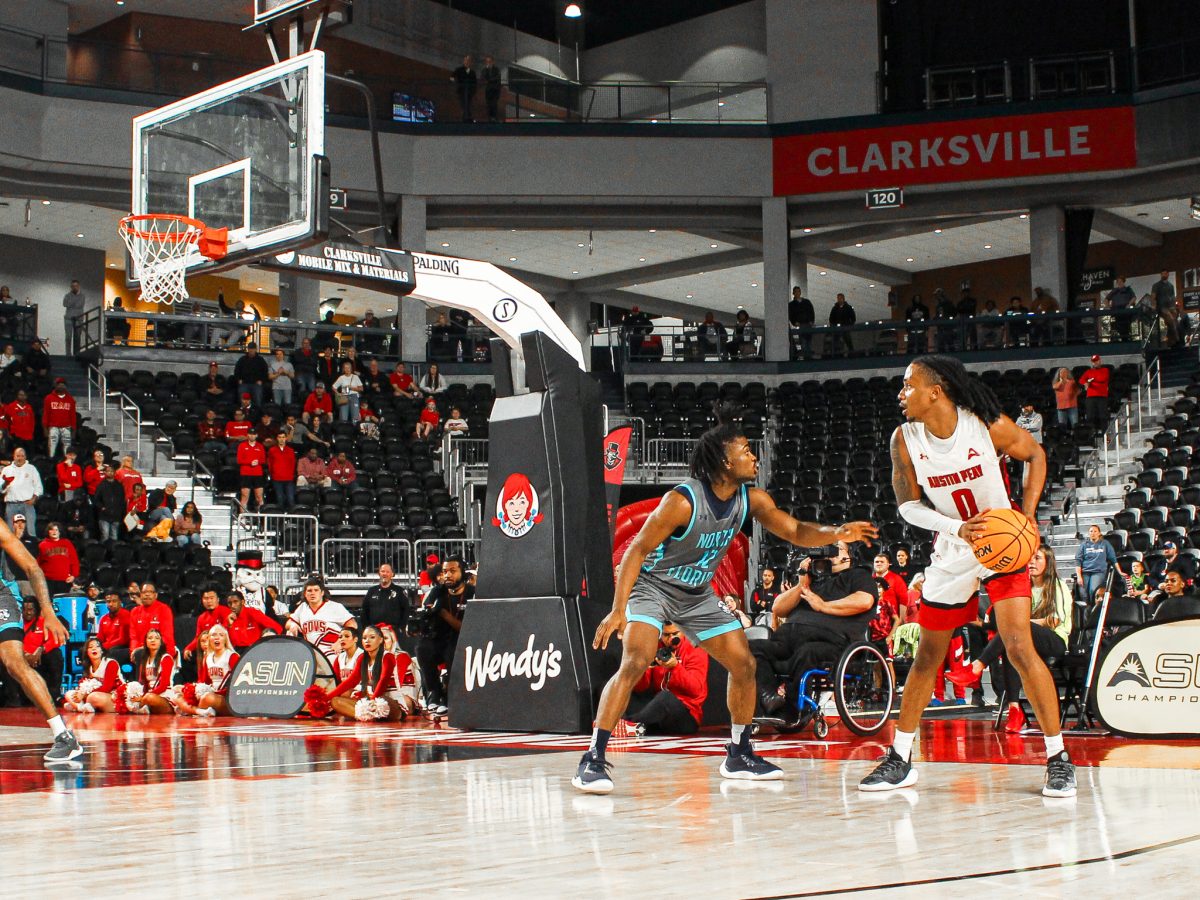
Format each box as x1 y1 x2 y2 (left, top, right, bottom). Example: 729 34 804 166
96 659 120 693
150 655 175 694
371 654 396 699
1075 545 1086 567
327 655 363 699
899 500 964 541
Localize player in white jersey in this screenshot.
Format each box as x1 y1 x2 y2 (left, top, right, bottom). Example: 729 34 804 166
286 578 357 662
860 356 1075 798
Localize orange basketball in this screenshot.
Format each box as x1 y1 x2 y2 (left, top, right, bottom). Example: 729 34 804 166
970 508 1040 573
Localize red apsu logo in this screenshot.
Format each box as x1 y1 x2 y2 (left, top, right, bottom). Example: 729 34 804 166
603 441 623 471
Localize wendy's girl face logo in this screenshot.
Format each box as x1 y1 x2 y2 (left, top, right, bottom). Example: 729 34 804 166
492 472 544 539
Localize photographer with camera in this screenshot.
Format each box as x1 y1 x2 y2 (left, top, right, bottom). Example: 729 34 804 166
412 556 472 715
750 541 878 715
617 621 709 736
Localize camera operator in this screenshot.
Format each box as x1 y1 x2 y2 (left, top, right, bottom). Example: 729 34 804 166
750 541 877 715
414 556 472 714
620 621 709 736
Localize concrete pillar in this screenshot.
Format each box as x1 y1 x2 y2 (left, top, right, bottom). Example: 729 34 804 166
277 275 321 323
1029 205 1069 306
789 248 808 300
398 195 428 362
762 197 791 362
554 291 593 372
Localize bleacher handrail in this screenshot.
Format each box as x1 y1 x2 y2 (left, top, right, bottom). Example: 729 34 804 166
231 512 320 590
319 536 414 584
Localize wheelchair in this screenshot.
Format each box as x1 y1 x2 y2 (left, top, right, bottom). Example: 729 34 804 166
751 631 896 738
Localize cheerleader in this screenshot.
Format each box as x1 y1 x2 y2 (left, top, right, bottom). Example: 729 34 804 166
173 625 239 717
323 625 405 721
62 637 124 713
126 628 176 714
333 626 362 681
380 624 421 717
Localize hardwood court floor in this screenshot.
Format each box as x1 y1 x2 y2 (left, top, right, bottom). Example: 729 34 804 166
2 709 1199 898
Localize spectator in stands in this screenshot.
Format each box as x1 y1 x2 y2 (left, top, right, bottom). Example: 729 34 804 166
1152 271 1179 347
225 589 282 651
1152 568 1198 622
899 571 924 624
43 378 75 458
94 464 125 541
97 589 131 667
1075 524 1121 604
1080 354 1110 429
62 279 86 356
357 403 380 439
1015 402 1044 444
977 298 1004 348
904 294 930 354
146 481 178 526
328 451 357 486
333 360 364 423
933 288 957 352
828 293 856 356
619 623 708 736
83 449 106 496
957 287 978 349
37 522 78 597
130 628 176 715
418 363 446 399
1126 559 1150 601
21 599 65 705
237 430 268 511
114 456 144 501
235 391 260 424
390 361 419 401
453 54 477 122
125 580 141 608
268 348 294 408
107 297 131 344
202 361 226 400
198 409 225 453
61 492 93 543
125 482 148 538
749 567 780 620
416 556 473 714
1030 287 1060 346
697 313 726 358
361 358 388 397
482 55 502 122
362 564 410 637
1004 296 1030 346
297 448 331 488
2 447 42 536
1107 276 1137 342
268 431 297 508
1149 541 1193 587
56 447 82 502
130 582 175 656
358 310 385 354
174 501 204 546
871 553 906 647
271 307 297 349
234 342 269 407
4 389 35 451
303 382 333 423
291 337 318 397
789 287 815 359
443 407 469 436
216 294 255 348
295 412 330 454
224 408 252 445
417 553 441 600
184 589 232 661
721 595 753 629
622 306 654 361
22 338 50 379
1052 368 1080 427
727 309 758 359
1 514 36 582
0 343 17 374
415 396 441 440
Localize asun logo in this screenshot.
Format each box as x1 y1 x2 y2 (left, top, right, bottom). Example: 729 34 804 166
464 635 563 692
1107 652 1152 688
232 660 311 688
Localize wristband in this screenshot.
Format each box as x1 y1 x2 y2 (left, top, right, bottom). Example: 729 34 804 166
899 500 965 542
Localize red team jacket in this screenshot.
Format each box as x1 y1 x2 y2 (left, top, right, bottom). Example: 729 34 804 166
23 616 62 654
185 605 233 654
37 537 79 582
97 607 131 650
56 461 83 493
633 636 709 724
130 601 176 655
42 392 76 428
3 401 34 440
227 606 283 649
237 442 268 477
267 444 297 481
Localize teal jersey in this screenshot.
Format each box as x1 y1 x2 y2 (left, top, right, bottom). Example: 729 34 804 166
641 478 748 594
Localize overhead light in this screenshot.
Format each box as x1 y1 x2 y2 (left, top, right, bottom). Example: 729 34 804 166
819 271 827 276
750 282 758 287
905 257 914 262
529 113 536 117
638 257 646 262
709 243 718 248
1163 215 1171 220
564 3 582 18
736 305 745 310
508 256 517 261
75 232 84 238
385 308 394 313
650 119 659 124
869 284 876 288
933 229 942 234
1019 213 1028 219
572 270 579 274
855 242 863 247
256 287 264 291
440 242 450 247
41 200 50 206
648 229 656 233
803 227 812 233
577 242 585 247
983 244 992 249
717 101 726 107
685 293 693 299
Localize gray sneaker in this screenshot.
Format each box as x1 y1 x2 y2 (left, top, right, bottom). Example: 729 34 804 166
44 730 84 765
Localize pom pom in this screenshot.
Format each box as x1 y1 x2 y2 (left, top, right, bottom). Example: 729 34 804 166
63 690 83 707
181 683 198 706
77 678 102 697
115 681 145 713
78 702 95 714
124 682 145 701
371 697 391 720
304 684 331 718
354 697 390 721
194 683 214 701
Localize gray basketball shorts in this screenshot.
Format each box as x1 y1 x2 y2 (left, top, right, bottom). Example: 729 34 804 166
626 577 742 644
0 578 22 642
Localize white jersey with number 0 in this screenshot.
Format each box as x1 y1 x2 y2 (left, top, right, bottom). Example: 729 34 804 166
900 407 1013 538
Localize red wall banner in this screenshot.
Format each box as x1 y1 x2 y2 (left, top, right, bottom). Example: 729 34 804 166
773 106 1137 196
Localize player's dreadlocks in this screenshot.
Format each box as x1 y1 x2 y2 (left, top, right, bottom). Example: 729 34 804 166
915 355 1003 424
690 402 745 484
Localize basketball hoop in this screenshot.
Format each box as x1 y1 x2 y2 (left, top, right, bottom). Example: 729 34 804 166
119 214 227 304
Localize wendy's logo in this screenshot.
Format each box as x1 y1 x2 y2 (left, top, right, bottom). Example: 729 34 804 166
492 472 544 539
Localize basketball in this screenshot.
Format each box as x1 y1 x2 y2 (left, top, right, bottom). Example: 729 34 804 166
970 508 1040 573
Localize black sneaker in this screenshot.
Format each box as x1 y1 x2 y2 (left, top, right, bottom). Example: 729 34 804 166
719 742 784 781
44 730 83 765
758 690 786 716
571 750 614 794
1042 751 1076 798
859 748 918 792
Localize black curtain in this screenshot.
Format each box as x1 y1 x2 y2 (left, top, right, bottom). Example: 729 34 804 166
1064 208 1095 310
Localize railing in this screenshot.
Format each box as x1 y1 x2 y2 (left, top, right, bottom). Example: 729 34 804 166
413 538 480 569
230 513 319 589
320 537 413 583
0 302 39 348
644 437 764 482
1089 354 1164 491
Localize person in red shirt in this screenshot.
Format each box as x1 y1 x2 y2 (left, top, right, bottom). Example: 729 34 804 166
417 553 441 599
184 588 233 660
3 389 35 450
1080 353 1110 429
869 553 906 644
225 590 282 651
198 408 227 453
43 378 76 458
126 482 149 537
83 448 107 495
97 590 131 666
303 382 334 423
36 522 79 596
129 582 175 656
129 627 176 715
224 408 251 445
56 446 83 501
267 431 297 508
328 451 357 486
237 430 268 511
390 361 419 400
414 396 440 440
114 455 144 501
621 624 708 735
22 598 66 704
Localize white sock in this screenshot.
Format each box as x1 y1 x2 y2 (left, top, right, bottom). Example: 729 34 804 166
47 715 67 738
731 724 747 746
1044 733 1065 758
891 729 916 762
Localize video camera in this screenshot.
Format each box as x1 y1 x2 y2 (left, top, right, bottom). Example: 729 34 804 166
406 605 439 638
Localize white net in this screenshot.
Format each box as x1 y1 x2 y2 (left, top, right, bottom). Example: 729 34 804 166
119 215 203 305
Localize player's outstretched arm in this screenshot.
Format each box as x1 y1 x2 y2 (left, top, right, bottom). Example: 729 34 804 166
891 426 982 542
748 488 877 548
989 415 1046 523
0 519 66 645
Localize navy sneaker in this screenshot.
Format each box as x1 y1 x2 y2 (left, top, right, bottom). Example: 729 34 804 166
571 750 614 794
1042 751 1077 798
859 748 918 792
719 742 783 781
44 731 84 765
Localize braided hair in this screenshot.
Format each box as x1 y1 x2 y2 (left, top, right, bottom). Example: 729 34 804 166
689 402 745 484
914 355 1003 425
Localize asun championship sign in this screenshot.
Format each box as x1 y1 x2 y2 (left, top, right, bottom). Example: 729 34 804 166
227 637 335 718
1094 617 1200 738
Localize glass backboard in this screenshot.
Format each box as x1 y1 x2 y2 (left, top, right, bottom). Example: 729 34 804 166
131 49 327 281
